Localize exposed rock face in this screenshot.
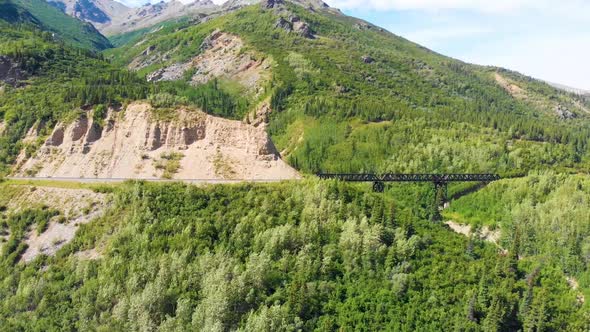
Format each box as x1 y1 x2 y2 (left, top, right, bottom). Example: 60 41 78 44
275 17 292 31
0 56 26 86
261 0 285 9
46 126 65 146
224 0 336 12
146 63 190 82
246 100 272 127
18 103 299 180
85 122 103 143
5 185 107 263
556 104 576 119
362 55 375 64
70 115 89 141
274 15 314 38
141 45 156 56
258 136 278 156
293 21 313 38
147 32 271 93
47 0 126 29
200 29 223 51
73 0 111 23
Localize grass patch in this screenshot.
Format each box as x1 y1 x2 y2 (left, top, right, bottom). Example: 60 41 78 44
153 152 184 179
3 179 121 192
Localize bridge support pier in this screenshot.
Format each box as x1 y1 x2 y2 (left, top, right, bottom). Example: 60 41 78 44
434 182 448 202
373 181 385 193
431 182 448 222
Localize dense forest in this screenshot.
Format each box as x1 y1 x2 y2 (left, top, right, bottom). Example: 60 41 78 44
0 179 587 331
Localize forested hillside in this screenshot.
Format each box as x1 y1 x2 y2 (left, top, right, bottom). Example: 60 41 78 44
446 172 590 287
0 180 587 331
0 0 111 51
0 11 254 175
107 2 590 175
2 0 590 176
1 1 590 330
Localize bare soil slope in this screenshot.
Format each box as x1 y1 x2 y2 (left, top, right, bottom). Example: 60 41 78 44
3 185 107 262
17 102 299 180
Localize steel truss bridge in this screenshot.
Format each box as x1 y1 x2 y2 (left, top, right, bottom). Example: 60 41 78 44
317 173 501 195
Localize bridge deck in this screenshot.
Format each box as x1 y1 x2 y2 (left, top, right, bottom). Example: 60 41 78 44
317 173 500 183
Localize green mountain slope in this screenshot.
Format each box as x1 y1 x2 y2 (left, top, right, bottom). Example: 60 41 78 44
0 0 111 51
108 3 590 175
0 21 144 173
0 2 588 330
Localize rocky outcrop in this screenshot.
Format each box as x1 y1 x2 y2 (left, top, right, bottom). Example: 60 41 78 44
0 56 26 86
261 0 285 9
18 102 299 180
556 104 576 119
224 0 336 12
293 21 313 38
200 29 223 51
362 55 375 64
141 45 156 56
274 15 314 38
73 0 111 24
85 122 103 143
275 17 292 31
258 136 278 156
147 32 271 93
246 100 272 127
70 115 89 141
146 63 190 82
46 126 65 146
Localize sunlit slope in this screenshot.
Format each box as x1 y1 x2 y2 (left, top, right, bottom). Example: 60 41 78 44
107 2 590 175
0 0 111 51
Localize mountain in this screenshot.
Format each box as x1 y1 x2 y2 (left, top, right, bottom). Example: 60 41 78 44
47 0 129 24
1 2 590 330
47 0 218 35
547 81 590 96
106 0 590 176
4 0 590 179
0 0 111 51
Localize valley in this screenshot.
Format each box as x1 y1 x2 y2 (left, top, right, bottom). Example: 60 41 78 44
0 0 589 330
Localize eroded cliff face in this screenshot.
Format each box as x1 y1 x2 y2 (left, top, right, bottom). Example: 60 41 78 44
17 102 299 180
140 32 271 95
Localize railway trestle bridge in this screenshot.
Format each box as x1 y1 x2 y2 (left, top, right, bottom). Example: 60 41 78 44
317 173 501 201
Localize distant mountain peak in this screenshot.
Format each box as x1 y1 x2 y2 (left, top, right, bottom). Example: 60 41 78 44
546 81 590 96
46 0 217 35
223 0 333 11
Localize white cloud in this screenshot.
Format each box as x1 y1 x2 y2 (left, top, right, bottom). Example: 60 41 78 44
324 0 590 16
115 0 228 7
325 0 527 12
465 33 590 90
403 26 491 47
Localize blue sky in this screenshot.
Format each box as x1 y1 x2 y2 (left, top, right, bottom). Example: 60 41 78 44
117 0 590 90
